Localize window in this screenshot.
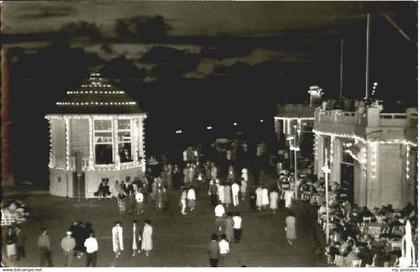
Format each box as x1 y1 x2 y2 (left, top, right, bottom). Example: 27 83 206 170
117 119 132 163
94 120 113 165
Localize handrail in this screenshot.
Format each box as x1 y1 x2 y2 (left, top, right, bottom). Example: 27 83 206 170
380 113 407 119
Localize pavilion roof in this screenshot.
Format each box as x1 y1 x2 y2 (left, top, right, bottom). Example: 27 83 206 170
49 72 144 114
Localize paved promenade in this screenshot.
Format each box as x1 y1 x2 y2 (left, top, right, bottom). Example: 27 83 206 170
5 174 328 267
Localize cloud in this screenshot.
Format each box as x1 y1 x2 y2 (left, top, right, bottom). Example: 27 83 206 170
20 6 77 20
141 46 200 79
201 44 253 60
184 48 313 79
60 21 102 39
114 15 170 42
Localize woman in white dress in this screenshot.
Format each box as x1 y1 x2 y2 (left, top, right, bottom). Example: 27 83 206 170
255 186 263 211
131 220 141 256
112 221 124 258
218 184 225 204
141 220 153 257
285 210 296 245
261 187 269 209
179 189 187 215
269 190 279 214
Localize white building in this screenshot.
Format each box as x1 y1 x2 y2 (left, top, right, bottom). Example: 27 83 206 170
313 103 417 209
45 72 147 198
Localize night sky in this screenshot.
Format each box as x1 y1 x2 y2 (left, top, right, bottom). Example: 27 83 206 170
2 1 417 185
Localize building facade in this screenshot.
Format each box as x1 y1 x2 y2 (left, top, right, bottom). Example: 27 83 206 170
274 104 315 159
313 104 417 209
45 73 147 198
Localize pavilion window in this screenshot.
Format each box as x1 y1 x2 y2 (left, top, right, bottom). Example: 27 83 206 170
94 120 113 165
117 119 132 163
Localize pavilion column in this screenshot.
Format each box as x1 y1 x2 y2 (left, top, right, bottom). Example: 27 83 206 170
64 117 71 170
313 134 318 176
274 118 281 142
132 117 139 165
48 119 55 168
331 138 342 183
113 117 120 170
139 116 146 172
317 135 325 178
88 116 94 170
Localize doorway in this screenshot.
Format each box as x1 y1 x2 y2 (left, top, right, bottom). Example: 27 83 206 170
340 163 354 203
73 172 85 199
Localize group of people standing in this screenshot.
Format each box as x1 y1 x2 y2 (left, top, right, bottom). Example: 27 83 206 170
111 220 153 258
209 202 243 267
34 219 154 267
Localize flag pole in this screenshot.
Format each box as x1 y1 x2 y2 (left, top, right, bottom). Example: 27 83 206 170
364 13 371 100
339 39 344 100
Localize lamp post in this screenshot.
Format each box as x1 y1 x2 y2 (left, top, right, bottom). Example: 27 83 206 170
291 125 300 198
290 125 300 199
322 148 331 243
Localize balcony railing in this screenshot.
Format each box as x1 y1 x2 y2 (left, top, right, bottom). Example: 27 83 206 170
380 113 407 119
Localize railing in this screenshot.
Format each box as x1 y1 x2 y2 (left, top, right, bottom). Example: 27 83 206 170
342 111 355 117
380 113 407 119
318 110 355 117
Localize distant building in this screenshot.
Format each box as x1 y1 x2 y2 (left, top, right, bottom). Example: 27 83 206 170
274 86 323 154
274 104 315 154
307 85 324 108
45 72 147 198
313 103 417 209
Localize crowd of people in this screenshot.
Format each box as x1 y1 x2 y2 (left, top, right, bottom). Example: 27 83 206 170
300 178 419 267
1 199 30 262
2 140 416 267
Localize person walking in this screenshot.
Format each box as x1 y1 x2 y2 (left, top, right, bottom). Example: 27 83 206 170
284 189 294 209
187 187 196 212
261 186 269 209
112 221 124 258
223 212 234 242
269 190 279 214
219 234 230 256
131 220 141 256
233 212 242 243
285 209 296 245
15 225 26 261
37 228 53 267
240 177 247 201
127 190 136 215
208 233 220 267
156 185 164 211
6 227 17 261
141 220 153 257
209 181 219 208
69 221 84 258
218 184 225 205
84 232 98 267
61 231 76 266
255 186 263 211
214 201 225 233
179 189 187 215
231 182 240 207
224 183 231 208
82 222 94 253
117 195 127 216
135 187 144 215
114 180 123 198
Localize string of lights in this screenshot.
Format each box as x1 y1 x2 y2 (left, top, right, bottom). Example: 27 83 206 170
67 91 124 95
56 102 136 106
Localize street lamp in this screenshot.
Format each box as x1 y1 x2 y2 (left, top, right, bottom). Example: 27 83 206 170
322 148 331 244
291 125 300 198
290 145 300 199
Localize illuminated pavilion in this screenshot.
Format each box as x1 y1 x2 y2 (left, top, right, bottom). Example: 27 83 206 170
45 72 147 198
